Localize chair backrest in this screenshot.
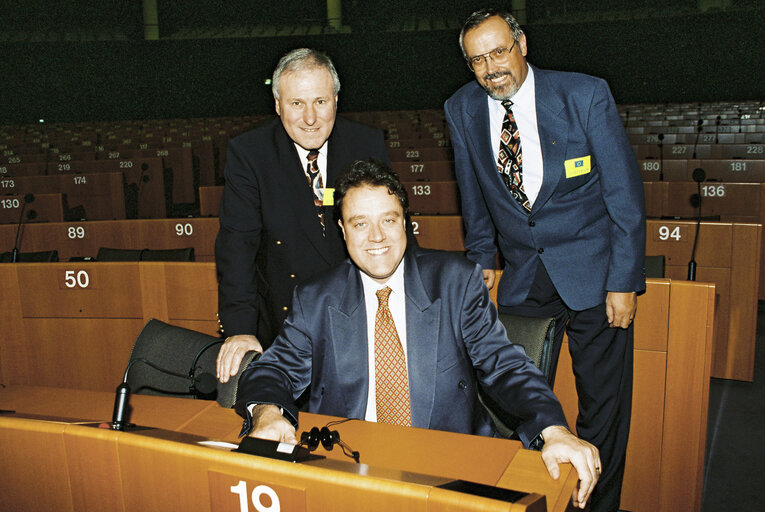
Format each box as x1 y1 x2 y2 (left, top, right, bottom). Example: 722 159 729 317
97 247 142 261
127 319 222 399
497 313 556 387
478 313 556 439
97 247 195 262
216 350 261 408
141 247 194 262
0 250 59 263
645 254 666 278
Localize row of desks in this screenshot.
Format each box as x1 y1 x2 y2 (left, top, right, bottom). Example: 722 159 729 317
0 215 757 382
0 262 715 512
0 386 565 511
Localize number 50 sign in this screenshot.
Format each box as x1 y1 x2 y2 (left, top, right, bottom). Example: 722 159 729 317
209 472 306 512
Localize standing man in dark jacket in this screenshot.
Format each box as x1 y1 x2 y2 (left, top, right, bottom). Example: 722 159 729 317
215 48 390 382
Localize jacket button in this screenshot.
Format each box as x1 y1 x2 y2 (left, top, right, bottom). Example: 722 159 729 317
290 274 296 278
537 248 544 254
276 240 282 245
528 220 535 227
282 306 288 311
458 380 467 389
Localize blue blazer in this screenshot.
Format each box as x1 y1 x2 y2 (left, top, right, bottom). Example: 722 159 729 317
444 65 646 310
235 249 567 447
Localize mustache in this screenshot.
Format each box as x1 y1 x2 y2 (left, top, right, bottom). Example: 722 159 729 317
483 71 513 82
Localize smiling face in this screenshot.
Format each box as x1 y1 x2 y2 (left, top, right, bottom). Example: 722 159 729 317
339 185 407 285
462 15 528 101
274 66 338 150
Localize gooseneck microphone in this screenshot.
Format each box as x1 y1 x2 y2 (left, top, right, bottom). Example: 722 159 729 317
692 119 704 160
658 133 665 181
11 193 35 262
688 167 706 281
111 357 219 431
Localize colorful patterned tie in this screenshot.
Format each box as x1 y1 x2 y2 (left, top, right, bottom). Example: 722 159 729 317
305 149 325 231
374 287 411 426
497 100 531 212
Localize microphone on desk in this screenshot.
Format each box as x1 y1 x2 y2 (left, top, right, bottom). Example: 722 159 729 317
688 167 706 281
11 193 35 263
111 356 219 431
657 134 665 181
692 119 704 160
715 116 721 144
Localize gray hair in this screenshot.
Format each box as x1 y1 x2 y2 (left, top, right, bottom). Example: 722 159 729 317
272 48 341 99
458 8 524 61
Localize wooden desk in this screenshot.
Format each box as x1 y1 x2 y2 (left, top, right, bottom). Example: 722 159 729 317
492 277 715 512
644 180 765 300
411 215 756 382
645 220 759 381
0 386 573 512
0 263 714 512
0 218 219 262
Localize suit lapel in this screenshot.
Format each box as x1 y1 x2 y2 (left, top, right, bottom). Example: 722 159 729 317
531 66 568 213
402 251 440 429
328 263 369 418
274 122 338 263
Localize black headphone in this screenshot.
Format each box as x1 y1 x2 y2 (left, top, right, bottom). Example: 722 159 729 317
299 420 360 463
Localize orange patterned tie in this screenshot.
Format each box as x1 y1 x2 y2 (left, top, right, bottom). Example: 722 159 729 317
374 287 411 426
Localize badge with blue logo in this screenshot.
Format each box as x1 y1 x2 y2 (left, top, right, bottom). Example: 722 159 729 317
564 156 591 178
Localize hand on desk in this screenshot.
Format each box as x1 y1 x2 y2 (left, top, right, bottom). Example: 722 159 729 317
248 404 298 444
217 334 263 383
539 425 601 509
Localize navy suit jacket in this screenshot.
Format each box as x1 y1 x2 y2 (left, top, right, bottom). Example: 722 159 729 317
215 116 390 346
444 65 646 310
235 248 567 447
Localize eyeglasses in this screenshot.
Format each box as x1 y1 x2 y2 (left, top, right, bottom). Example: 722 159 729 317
466 40 517 72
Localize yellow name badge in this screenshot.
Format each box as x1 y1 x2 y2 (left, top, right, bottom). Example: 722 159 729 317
322 188 335 206
564 155 591 178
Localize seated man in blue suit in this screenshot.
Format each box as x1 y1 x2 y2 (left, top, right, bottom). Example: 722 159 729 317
235 159 601 509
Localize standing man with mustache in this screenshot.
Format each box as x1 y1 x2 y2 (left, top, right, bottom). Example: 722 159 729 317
444 8 645 512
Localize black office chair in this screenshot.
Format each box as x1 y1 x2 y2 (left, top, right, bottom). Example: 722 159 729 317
126 319 255 407
478 313 556 439
0 250 59 263
645 254 666 278
97 247 195 262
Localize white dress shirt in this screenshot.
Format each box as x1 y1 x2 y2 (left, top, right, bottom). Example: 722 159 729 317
488 64 544 206
359 261 408 423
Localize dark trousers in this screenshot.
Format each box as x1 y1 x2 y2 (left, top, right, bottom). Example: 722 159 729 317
499 261 633 512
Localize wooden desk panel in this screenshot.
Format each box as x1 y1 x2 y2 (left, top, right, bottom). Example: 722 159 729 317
0 265 716 512
0 388 566 512
405 181 460 215
646 220 759 380
644 181 765 299
0 193 64 224
494 276 714 512
0 218 219 262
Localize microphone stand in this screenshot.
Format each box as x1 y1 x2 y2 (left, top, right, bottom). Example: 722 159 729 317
11 193 35 263
688 168 706 281
658 133 665 181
